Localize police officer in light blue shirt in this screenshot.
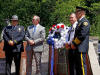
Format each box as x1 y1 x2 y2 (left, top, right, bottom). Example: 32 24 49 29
3 15 25 75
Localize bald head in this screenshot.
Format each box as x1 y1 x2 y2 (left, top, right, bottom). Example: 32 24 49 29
32 15 40 25
33 15 40 22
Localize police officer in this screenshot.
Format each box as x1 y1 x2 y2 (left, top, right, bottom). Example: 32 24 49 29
71 6 90 75
3 15 25 75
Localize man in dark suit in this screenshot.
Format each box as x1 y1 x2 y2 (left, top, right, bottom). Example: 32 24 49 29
71 6 90 75
65 13 77 75
3 15 25 75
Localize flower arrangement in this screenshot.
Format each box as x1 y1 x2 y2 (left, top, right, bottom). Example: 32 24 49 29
47 23 69 49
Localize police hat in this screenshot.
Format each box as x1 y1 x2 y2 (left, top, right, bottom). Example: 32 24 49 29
75 6 88 13
11 15 18 20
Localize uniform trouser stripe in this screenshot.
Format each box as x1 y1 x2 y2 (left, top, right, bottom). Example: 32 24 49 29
81 52 85 75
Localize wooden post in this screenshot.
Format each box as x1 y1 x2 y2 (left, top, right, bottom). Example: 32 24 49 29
86 53 93 75
48 45 52 75
66 50 70 75
20 58 26 75
54 49 57 75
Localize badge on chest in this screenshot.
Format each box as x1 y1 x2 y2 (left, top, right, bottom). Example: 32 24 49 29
18 28 21 32
15 27 22 32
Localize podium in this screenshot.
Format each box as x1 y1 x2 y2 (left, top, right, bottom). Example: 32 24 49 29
48 45 69 75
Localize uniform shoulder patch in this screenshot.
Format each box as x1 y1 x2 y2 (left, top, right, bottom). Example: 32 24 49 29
83 22 88 26
6 26 12 29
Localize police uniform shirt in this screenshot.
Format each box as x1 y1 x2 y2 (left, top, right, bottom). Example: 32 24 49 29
79 16 85 21
72 16 90 53
3 25 25 52
66 21 77 44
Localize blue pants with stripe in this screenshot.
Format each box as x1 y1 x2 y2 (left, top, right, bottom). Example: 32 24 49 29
75 52 87 75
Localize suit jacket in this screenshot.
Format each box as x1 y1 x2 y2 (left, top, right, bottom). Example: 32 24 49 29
3 25 25 52
72 17 90 53
25 24 45 52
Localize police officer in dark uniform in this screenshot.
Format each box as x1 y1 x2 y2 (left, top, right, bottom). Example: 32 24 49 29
71 6 90 75
3 15 25 75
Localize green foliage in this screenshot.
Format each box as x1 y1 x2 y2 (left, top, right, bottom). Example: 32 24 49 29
88 2 100 39
0 0 100 39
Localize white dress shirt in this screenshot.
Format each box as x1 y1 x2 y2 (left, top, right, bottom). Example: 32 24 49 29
66 21 78 44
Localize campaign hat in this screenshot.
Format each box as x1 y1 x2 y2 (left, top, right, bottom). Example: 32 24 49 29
11 15 18 20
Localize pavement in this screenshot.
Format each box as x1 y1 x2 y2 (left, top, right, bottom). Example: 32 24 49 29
11 42 49 75
9 41 100 75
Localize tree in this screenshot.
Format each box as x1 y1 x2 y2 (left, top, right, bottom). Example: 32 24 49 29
0 0 100 39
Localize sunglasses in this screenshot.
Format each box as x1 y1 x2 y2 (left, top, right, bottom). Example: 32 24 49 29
32 19 37 21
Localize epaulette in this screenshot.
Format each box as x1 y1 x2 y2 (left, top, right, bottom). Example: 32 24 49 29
18 25 24 28
6 26 12 29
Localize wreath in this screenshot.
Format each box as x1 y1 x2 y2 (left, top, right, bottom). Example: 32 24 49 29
47 23 69 49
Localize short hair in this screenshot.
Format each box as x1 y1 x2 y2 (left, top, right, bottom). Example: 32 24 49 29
79 10 86 15
82 10 86 14
34 15 40 22
70 13 76 17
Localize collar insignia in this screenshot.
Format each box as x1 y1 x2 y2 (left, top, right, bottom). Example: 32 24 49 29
78 23 81 26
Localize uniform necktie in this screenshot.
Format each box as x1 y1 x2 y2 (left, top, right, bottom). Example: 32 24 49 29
12 26 15 30
68 26 73 41
33 25 36 35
